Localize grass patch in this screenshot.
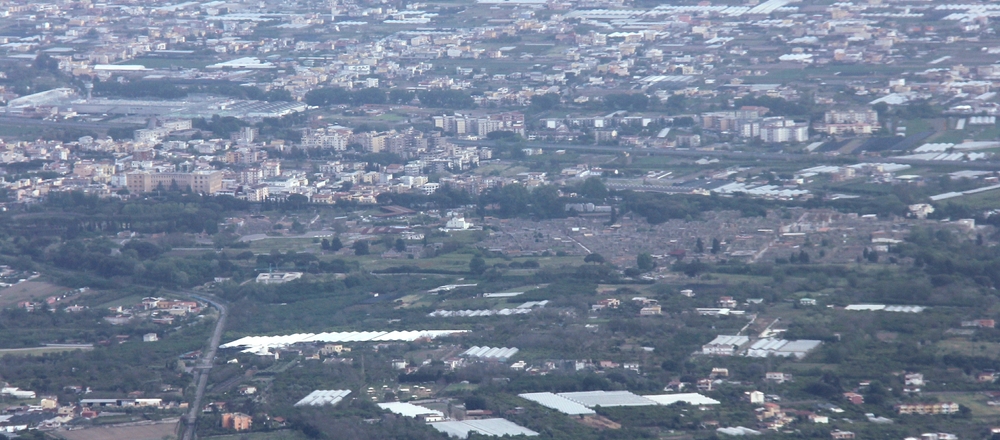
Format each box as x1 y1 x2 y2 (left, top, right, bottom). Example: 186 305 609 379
204 430 311 440
96 294 145 309
0 346 93 356
936 339 1000 359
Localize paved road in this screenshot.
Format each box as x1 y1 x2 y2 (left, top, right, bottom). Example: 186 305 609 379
178 291 228 440
0 115 139 130
453 139 1000 171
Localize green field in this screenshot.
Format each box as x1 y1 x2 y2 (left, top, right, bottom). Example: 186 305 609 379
205 431 310 440
0 346 93 356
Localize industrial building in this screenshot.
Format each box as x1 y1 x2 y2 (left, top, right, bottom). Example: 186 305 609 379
745 339 823 359
702 335 751 356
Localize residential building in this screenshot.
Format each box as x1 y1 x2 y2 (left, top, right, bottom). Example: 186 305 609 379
895 402 960 415
222 412 252 431
843 392 864 405
765 372 792 383
814 109 880 134
126 170 223 194
831 430 855 440
760 118 809 143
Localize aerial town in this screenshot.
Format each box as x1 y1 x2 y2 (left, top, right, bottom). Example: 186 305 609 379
0 0 1000 439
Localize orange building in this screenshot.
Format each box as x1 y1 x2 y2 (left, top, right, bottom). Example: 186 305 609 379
221 412 252 431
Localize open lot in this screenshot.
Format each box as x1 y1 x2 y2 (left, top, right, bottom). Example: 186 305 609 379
0 281 67 308
56 420 179 440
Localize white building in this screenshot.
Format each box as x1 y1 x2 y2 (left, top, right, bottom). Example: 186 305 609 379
761 118 808 143
256 272 304 284
445 217 472 230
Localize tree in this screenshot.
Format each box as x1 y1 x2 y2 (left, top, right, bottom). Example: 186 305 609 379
711 238 721 254
530 185 563 219
867 249 879 263
321 238 330 250
353 240 370 256
580 177 608 199
798 250 810 264
637 253 655 272
695 238 704 254
330 237 343 251
530 93 560 112
394 238 406 252
584 253 605 264
469 256 487 275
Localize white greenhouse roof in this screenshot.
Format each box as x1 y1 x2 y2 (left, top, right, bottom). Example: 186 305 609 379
558 390 659 407
518 393 595 415
429 418 538 438
643 393 720 406
294 390 351 407
377 402 443 418
221 330 468 352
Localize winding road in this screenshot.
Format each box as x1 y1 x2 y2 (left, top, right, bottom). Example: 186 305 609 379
177 291 228 440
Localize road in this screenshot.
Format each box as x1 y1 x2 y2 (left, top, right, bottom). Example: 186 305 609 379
178 291 228 440
453 139 1000 171
0 115 139 130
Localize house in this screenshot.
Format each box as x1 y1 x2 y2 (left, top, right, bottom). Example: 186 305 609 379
809 413 829 423
711 367 729 378
909 203 935 219
747 391 765 404
718 296 737 308
598 360 620 369
843 392 864 405
757 403 782 420
238 386 257 395
961 319 996 328
592 297 622 311
765 372 792 383
904 373 924 386
800 298 817 306
895 402 960 415
143 333 158 342
697 379 713 391
639 304 662 316
920 433 958 440
978 372 997 383
680 289 695 297
831 430 856 439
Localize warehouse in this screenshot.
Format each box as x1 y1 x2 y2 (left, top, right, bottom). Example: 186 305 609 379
702 335 750 356
745 339 822 359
